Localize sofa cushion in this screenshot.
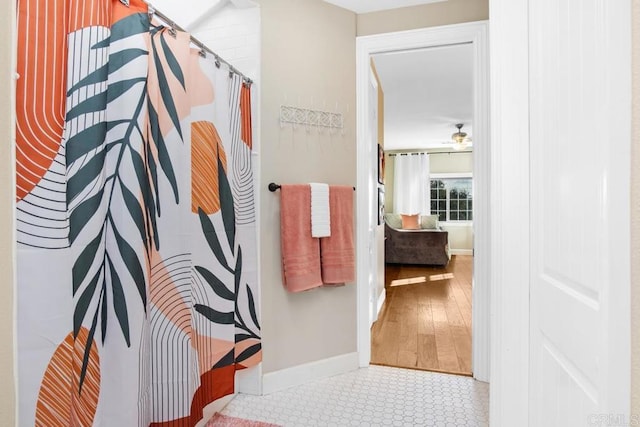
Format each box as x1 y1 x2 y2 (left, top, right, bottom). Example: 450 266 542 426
384 213 402 229
401 214 420 230
420 214 439 229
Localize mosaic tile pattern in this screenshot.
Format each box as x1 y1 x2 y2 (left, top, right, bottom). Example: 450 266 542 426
221 365 489 426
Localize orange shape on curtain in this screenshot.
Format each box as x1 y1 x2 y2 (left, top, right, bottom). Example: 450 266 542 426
67 0 111 33
16 0 115 202
191 121 228 214
16 0 68 201
240 84 253 150
112 0 148 24
34 327 101 427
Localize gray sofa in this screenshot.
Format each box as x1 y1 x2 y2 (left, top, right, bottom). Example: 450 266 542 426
384 223 450 267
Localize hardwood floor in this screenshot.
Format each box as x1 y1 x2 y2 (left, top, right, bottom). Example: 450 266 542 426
371 255 473 376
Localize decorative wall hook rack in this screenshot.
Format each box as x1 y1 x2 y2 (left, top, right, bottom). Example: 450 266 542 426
280 105 343 130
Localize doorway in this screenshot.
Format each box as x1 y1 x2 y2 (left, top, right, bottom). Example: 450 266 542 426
355 21 490 382
368 42 476 376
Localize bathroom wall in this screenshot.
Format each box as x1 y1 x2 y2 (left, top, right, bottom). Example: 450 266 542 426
185 5 261 83
257 0 358 374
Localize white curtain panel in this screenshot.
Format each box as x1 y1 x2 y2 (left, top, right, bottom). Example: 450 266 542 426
393 153 430 215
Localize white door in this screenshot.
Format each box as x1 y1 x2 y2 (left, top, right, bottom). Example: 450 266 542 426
528 0 631 425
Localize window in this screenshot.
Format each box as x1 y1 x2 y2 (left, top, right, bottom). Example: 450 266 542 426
430 178 473 222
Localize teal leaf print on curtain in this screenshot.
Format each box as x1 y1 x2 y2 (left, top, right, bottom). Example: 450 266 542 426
68 11 183 387
194 147 261 368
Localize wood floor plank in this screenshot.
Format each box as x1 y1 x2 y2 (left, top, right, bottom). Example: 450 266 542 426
443 290 466 328
398 297 418 354
451 325 472 373
417 300 434 335
375 320 401 366
431 300 461 372
417 334 439 370
430 298 448 324
398 349 418 368
449 280 472 329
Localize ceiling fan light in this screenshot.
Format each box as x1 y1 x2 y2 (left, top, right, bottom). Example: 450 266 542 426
453 142 466 151
452 132 467 144
451 124 468 144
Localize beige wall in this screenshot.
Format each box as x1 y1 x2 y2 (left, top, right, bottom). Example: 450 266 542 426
441 223 473 252
356 0 489 37
430 151 473 174
632 0 639 417
0 0 15 424
258 0 357 373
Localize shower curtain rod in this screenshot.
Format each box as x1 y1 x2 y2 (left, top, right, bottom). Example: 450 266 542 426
142 1 253 84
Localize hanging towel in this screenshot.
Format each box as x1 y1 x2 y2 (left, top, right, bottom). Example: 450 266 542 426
310 183 331 238
280 185 323 292
321 186 356 285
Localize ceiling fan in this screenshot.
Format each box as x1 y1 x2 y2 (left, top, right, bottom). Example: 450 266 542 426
445 123 472 151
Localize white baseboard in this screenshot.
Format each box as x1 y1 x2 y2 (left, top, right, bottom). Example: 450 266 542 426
235 363 262 395
262 352 359 395
450 249 473 256
377 288 386 317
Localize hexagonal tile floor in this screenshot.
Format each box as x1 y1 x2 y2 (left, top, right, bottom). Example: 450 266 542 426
220 365 489 426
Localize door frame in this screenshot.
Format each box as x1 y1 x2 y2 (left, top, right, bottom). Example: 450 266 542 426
355 20 490 382
487 1 530 423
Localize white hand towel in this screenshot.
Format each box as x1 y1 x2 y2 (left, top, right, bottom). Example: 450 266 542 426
310 183 331 238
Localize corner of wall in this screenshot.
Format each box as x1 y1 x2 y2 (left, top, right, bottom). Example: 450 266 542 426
1 0 16 425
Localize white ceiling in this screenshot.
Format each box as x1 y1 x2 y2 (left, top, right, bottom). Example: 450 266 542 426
323 0 446 14
372 43 474 151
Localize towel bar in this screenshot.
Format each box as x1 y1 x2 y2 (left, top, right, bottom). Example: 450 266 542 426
268 183 355 192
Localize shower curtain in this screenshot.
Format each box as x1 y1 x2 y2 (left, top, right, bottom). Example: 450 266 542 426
16 0 260 425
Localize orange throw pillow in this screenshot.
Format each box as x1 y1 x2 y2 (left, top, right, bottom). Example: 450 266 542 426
401 214 420 230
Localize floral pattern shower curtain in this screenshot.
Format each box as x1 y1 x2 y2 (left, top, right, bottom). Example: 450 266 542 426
16 0 260 425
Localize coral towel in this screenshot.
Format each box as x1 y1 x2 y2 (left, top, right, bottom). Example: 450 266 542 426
280 185 323 292
310 183 331 238
321 186 355 284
